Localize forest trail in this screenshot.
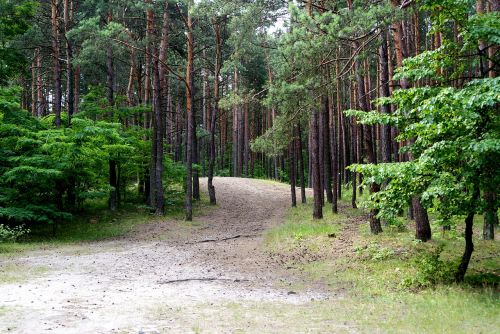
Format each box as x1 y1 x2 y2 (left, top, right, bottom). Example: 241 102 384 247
0 178 329 334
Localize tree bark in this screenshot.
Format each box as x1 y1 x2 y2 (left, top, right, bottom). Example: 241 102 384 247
36 48 44 117
289 132 297 207
379 30 392 163
297 123 306 203
483 191 497 240
208 18 222 205
355 50 382 234
51 0 62 128
329 93 338 213
323 97 333 204
64 0 74 122
456 212 475 282
311 108 323 219
185 2 194 221
413 197 431 241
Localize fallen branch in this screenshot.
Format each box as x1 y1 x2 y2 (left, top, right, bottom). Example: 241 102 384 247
158 278 249 284
186 234 258 244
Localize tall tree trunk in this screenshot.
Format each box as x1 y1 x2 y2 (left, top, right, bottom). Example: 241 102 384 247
244 103 249 177
379 30 392 163
73 53 80 114
311 108 323 219
36 48 44 117
487 1 499 78
390 0 408 90
105 8 118 211
185 2 194 221
64 0 74 122
392 1 431 239
455 211 475 282
150 1 169 216
51 0 62 128
192 107 200 200
329 93 338 213
106 11 114 109
355 50 382 234
483 191 497 240
297 123 306 203
232 68 239 177
31 49 37 116
323 97 333 204
289 132 297 207
208 18 221 205
109 160 118 211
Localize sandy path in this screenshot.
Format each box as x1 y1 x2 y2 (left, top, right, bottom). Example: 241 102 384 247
0 177 326 334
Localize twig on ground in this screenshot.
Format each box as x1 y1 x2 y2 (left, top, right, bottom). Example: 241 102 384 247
158 278 249 284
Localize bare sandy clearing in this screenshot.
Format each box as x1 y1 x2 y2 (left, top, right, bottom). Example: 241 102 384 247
0 177 331 334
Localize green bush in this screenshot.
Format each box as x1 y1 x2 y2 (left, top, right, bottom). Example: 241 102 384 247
401 245 456 289
215 168 230 177
354 241 396 261
0 224 29 242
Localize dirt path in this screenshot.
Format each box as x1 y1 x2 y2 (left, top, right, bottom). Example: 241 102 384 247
0 178 328 334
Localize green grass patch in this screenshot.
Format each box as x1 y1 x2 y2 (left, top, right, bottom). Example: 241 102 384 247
266 202 344 251
0 263 51 283
267 197 500 332
145 291 499 334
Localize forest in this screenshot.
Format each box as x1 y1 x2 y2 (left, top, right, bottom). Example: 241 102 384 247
0 0 499 332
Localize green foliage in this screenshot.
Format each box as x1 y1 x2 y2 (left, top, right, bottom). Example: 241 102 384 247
354 241 396 261
401 245 456 289
215 168 230 177
348 77 500 223
0 0 36 84
0 85 182 229
0 223 29 242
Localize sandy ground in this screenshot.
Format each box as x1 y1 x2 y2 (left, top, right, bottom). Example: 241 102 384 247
0 177 330 334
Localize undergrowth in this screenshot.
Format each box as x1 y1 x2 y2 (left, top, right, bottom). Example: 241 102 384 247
267 197 500 332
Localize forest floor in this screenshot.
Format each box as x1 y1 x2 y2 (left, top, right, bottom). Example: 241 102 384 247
0 178 327 333
0 177 498 333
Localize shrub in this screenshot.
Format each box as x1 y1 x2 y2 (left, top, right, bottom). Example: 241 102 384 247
0 224 29 242
401 245 456 289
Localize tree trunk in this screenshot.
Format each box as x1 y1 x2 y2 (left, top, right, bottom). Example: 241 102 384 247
36 48 44 117
106 11 114 109
208 18 222 205
323 97 333 204
356 50 382 234
74 58 80 114
51 0 62 128
185 3 194 221
192 107 200 200
297 123 306 203
109 160 118 211
329 93 338 213
64 0 74 122
379 30 392 163
105 8 118 210
413 197 431 241
455 212 475 282
483 191 497 240
311 108 323 219
456 186 479 281
289 133 297 207
31 49 37 116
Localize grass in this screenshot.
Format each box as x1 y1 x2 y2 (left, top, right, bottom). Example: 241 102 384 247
265 202 345 257
0 263 51 283
143 287 499 333
265 196 500 333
